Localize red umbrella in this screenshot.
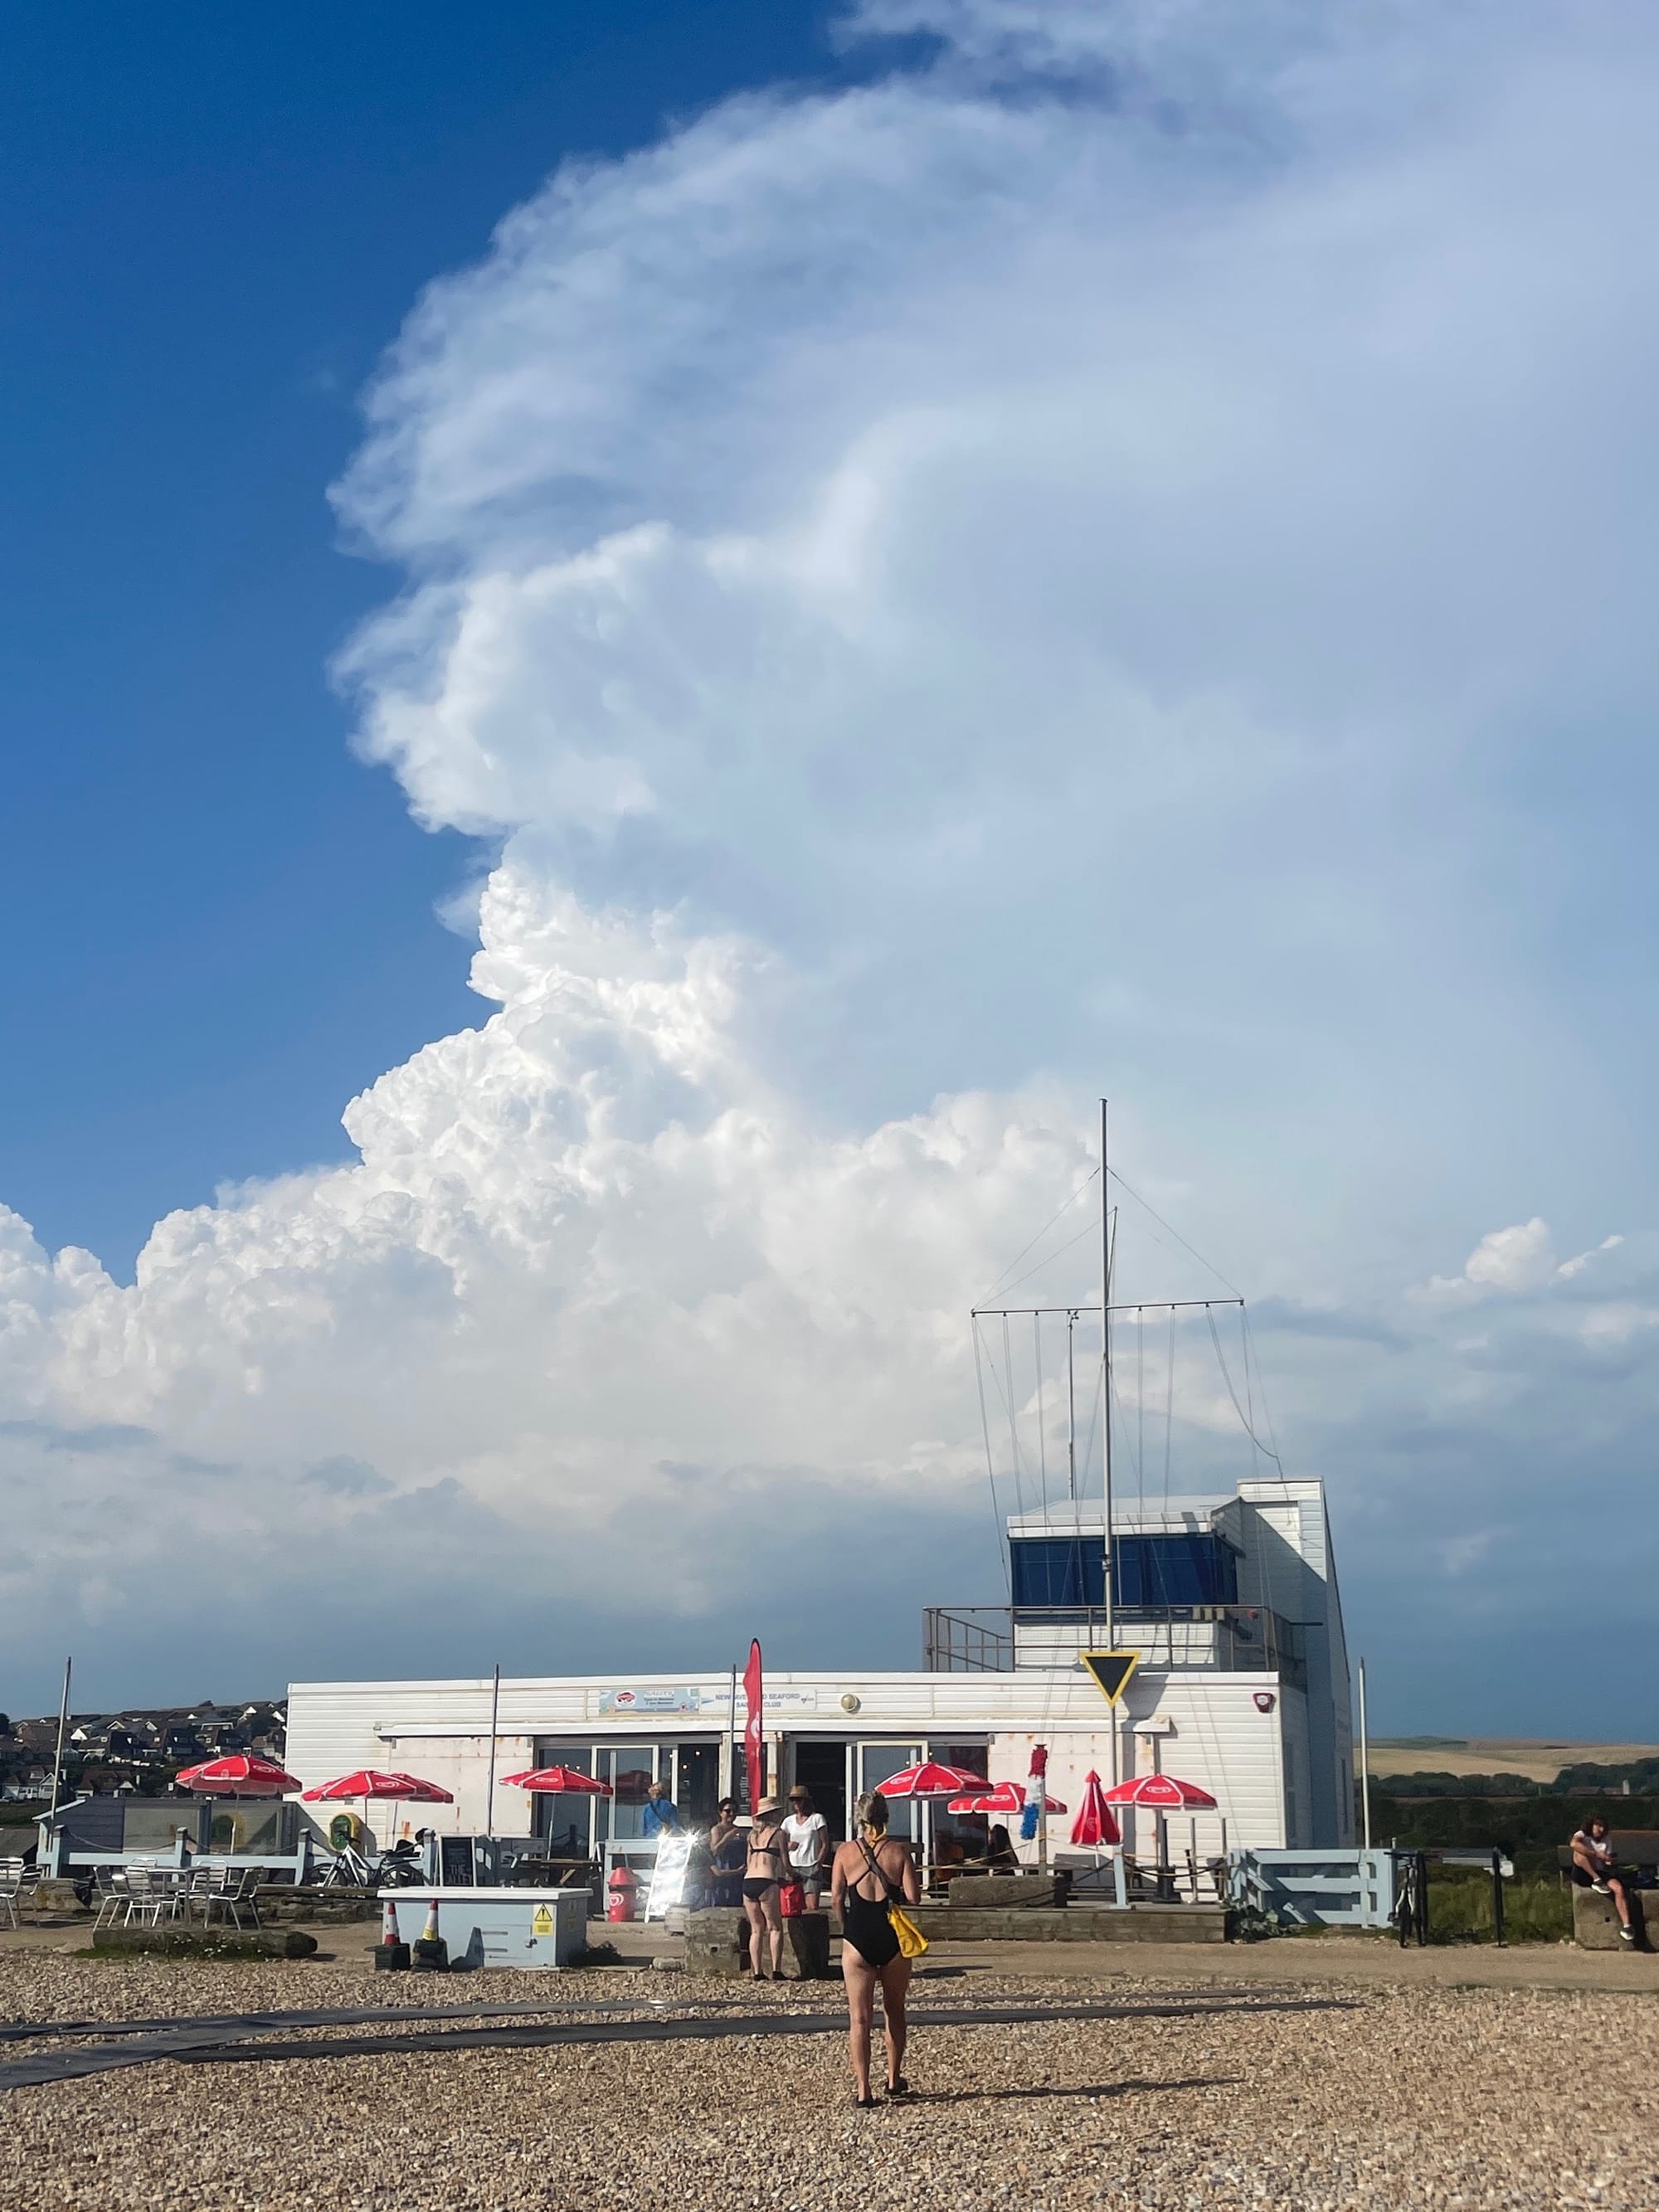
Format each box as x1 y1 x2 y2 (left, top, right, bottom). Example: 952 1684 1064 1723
1100 1773 1217 1810
874 1761 992 1801
947 1781 1068 1816
501 1767 614 1796
302 1769 455 1805
1068 1770 1122 1847
174 1753 301 1797
302 1768 454 1850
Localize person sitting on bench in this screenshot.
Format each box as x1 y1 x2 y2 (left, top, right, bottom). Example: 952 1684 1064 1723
1570 1816 1636 1944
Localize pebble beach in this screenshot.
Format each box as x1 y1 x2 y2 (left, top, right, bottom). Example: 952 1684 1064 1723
2 1944 1655 2210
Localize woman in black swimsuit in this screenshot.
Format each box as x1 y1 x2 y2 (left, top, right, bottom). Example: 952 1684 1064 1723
830 1791 922 2107
742 1796 790 1981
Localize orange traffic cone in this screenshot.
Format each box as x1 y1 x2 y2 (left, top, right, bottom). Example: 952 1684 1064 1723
411 1896 448 1972
373 1895 411 1973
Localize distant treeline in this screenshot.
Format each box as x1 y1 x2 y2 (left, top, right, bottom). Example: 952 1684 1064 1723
1379 1757 1659 1797
1369 1791 1659 1878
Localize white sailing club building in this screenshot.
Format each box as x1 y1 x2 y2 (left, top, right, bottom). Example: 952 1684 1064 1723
285 1475 1352 1864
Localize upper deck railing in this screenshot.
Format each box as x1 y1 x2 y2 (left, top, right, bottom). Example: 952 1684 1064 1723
922 1602 1306 1688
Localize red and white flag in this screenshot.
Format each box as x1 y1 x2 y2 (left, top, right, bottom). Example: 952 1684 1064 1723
742 1639 765 1814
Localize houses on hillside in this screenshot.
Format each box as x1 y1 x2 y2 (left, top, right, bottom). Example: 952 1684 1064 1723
0 1699 285 1798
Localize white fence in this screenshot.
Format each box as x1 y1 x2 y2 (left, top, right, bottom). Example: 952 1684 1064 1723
1228 1847 1396 1928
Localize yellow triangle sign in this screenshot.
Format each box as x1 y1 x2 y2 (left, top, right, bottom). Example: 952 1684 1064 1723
1081 1650 1139 1706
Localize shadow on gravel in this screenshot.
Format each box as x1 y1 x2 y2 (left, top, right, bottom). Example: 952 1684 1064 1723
2 1994 1359 2093
910 2075 1242 2103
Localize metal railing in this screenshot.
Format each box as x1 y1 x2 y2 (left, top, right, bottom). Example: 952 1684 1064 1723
922 1607 1016 1671
923 1602 1306 1686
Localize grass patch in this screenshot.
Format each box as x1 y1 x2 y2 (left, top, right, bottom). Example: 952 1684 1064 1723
1427 1875 1574 1945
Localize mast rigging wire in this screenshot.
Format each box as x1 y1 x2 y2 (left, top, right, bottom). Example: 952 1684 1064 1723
977 1166 1101 1306
971 1320 1012 1597
1107 1168 1243 1299
1033 1311 1048 1512
985 1213 1102 1306
1204 1303 1286 1474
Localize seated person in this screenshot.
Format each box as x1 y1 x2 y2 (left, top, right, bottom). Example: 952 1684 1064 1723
985 1822 1020 1873
1569 1815 1636 1945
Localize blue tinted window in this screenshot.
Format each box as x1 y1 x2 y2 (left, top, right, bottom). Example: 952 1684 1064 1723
1116 1534 1237 1606
1010 1539 1102 1607
1010 1534 1237 1608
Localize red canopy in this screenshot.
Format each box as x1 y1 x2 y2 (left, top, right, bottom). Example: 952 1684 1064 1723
300 1770 455 1804
875 1761 992 1801
947 1781 1068 1816
500 1766 614 1797
173 1753 300 1797
1100 1772 1217 1811
1068 1769 1122 1847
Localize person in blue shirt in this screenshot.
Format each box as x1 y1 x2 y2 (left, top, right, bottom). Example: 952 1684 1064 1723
641 1781 681 1838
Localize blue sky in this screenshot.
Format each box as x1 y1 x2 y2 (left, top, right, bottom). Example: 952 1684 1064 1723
5 0 1659 1737
0 1 864 1270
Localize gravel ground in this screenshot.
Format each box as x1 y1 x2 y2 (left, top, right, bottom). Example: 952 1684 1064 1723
2 1953 1655 2210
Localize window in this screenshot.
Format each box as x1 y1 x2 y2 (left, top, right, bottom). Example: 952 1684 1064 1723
531 1743 596 1855
929 1743 991 1863
857 1743 922 1842
1117 1535 1238 1607
1010 1539 1101 1607
1010 1534 1238 1609
596 1746 659 1844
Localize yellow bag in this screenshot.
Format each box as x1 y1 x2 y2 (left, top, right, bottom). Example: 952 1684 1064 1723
888 1903 929 1959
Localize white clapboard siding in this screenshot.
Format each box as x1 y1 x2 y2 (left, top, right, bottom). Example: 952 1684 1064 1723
285 1664 1296 1849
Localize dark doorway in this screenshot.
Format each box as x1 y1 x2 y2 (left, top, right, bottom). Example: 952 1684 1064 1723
674 1741 721 1828
791 1740 848 1843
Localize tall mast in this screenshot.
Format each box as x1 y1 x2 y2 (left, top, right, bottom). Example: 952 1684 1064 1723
1066 1310 1077 1504
1100 1099 1114 1651
1101 1100 1121 1791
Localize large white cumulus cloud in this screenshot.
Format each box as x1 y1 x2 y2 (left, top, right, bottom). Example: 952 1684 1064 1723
7 0 1659 1719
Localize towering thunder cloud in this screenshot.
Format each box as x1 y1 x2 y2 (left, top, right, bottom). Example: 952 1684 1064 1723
6 0 1659 1720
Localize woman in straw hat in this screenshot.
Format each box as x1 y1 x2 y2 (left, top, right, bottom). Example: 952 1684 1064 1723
742 1796 791 1981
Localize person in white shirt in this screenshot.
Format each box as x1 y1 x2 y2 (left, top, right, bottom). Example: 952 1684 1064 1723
1570 1816 1636 1944
783 1787 831 1906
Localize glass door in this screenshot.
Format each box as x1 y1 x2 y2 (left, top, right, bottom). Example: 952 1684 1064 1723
672 1741 721 1830
595 1745 659 1845
856 1742 923 1841
530 1742 596 1856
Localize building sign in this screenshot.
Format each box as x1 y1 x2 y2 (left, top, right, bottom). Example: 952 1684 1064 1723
597 1685 704 1715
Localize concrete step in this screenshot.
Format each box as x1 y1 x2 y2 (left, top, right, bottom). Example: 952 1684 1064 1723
911 1903 1228 1945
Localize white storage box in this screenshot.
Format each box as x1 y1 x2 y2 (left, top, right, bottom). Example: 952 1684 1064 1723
381 1886 589 1970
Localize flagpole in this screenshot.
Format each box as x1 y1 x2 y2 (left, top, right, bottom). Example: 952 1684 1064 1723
484 1663 502 1838
727 1662 738 1806
49 1655 71 1824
